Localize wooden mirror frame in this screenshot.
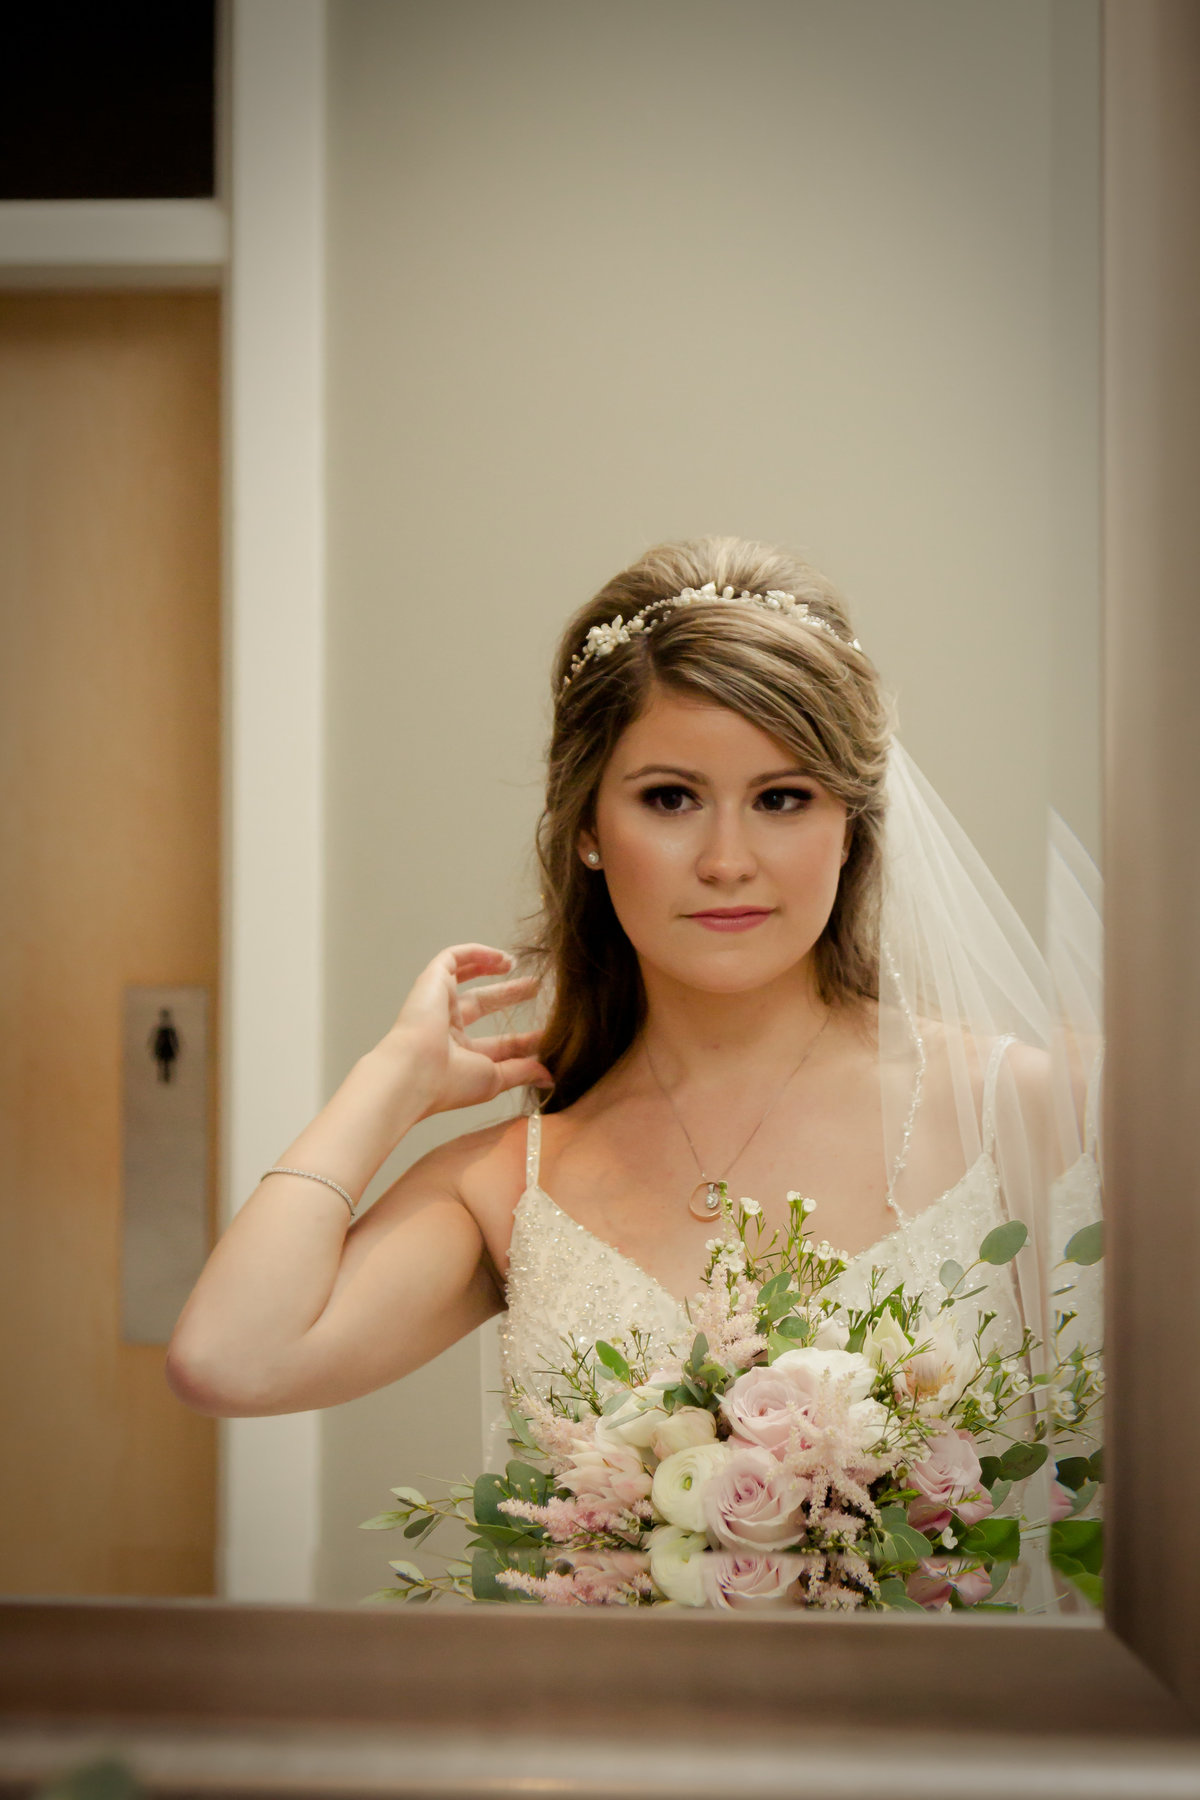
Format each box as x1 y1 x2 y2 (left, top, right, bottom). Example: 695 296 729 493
2 4 1199 1791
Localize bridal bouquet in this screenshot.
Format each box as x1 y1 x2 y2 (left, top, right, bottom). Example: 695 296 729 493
365 1194 1103 1611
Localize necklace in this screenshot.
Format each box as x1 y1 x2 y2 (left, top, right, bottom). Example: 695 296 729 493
644 1013 832 1221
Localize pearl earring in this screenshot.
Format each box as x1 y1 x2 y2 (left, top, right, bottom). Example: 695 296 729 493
586 850 601 867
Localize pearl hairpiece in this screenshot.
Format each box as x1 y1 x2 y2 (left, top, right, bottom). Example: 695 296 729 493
561 581 862 690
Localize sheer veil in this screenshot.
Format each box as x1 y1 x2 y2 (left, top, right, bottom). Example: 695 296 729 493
876 740 1104 1607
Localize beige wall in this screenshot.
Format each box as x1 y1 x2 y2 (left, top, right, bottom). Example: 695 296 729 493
316 0 1100 1604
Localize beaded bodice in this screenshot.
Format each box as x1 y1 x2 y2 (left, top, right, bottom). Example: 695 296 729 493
498 1125 1022 1412
497 1038 1029 1415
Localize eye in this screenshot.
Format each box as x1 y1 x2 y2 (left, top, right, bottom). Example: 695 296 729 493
639 784 699 814
756 786 815 814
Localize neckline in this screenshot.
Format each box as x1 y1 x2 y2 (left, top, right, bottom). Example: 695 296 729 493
514 1149 995 1317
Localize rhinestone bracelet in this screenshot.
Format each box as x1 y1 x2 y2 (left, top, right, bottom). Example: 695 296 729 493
261 1166 356 1219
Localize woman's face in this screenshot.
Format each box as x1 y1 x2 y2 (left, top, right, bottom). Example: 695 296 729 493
580 686 849 997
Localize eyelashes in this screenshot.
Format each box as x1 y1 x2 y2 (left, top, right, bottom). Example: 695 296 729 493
638 784 816 815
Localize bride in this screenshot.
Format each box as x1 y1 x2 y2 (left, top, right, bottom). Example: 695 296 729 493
168 537 1100 1603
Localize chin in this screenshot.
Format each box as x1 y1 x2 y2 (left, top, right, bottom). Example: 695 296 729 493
652 945 815 996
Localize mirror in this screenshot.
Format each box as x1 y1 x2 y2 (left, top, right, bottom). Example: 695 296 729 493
2 0 1101 1607
315 0 1102 1605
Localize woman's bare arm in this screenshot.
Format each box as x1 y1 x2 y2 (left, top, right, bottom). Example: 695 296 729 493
166 945 548 1416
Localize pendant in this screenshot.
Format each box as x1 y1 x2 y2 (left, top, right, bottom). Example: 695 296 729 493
688 1180 724 1222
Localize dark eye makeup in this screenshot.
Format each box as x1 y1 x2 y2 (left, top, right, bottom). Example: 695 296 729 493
637 784 816 814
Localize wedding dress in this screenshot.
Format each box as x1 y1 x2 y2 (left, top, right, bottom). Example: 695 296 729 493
501 1049 1025 1411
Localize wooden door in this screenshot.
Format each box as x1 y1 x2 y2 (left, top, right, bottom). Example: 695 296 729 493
0 293 219 1595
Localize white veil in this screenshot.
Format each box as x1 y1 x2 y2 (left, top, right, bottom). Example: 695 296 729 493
876 741 1104 1609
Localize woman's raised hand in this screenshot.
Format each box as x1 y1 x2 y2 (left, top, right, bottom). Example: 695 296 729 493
385 944 551 1118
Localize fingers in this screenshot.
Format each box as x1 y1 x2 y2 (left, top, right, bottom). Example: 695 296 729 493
469 1029 545 1064
493 1055 554 1094
457 976 540 1027
432 944 516 982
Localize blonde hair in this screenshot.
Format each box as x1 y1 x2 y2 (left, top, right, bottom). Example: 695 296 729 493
528 537 892 1111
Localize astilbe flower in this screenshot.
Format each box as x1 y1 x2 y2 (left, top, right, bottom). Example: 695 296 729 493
516 1393 598 1470
499 1493 650 1545
687 1272 768 1370
497 1559 654 1606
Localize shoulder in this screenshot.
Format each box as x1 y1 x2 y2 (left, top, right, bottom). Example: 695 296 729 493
410 1111 534 1233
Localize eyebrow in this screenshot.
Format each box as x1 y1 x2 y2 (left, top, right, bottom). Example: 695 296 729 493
621 764 814 784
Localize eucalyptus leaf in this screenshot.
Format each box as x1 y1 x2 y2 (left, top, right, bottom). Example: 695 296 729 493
1050 1517 1103 1575
595 1340 631 1382
387 1560 425 1584
1069 1480 1099 1517
402 1515 439 1542
939 1259 964 1290
882 1522 935 1565
877 1577 924 1612
960 1516 1021 1562
1088 1447 1105 1483
359 1510 408 1531
979 1220 1029 1265
774 1315 808 1339
689 1333 709 1366
984 1559 1012 1600
470 1548 507 1602
472 1473 510 1529
978 1455 1004 1489
1054 1455 1092 1492
506 1460 550 1503
389 1485 427 1507
1063 1221 1104 1266
987 1478 1013 1512
999 1441 1048 1480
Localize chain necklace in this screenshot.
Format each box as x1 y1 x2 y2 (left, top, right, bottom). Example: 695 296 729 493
643 1013 832 1221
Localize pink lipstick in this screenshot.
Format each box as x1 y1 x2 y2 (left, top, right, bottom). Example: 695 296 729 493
687 907 773 933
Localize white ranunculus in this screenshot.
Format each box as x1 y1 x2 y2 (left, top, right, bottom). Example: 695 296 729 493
772 1346 876 1404
812 1314 850 1351
650 1406 718 1461
651 1441 735 1532
647 1525 709 1607
861 1311 913 1371
601 1383 672 1452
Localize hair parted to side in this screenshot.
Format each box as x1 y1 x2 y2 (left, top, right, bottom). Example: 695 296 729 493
527 537 893 1112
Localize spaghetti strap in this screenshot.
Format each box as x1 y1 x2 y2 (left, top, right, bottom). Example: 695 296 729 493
525 1111 543 1191
981 1034 1016 1160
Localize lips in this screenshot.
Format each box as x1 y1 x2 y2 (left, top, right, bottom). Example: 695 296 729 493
686 907 774 932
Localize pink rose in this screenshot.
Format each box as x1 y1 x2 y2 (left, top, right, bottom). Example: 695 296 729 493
702 1445 808 1552
906 1429 994 1534
560 1430 653 1509
906 1555 993 1609
720 1365 816 1455
701 1551 797 1610
720 1351 882 1458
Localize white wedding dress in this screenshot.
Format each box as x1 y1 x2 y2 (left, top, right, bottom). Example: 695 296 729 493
499 1036 1027 1414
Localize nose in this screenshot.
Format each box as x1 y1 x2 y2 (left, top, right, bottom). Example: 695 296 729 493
695 804 758 885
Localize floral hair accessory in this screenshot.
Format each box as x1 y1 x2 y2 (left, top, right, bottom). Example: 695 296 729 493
562 581 863 690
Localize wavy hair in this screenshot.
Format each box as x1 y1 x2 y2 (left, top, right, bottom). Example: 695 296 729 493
525 537 892 1111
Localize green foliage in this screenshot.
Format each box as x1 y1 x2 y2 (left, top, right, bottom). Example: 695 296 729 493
876 1577 924 1612
939 1259 965 1291
979 1221 1029 1264
1050 1517 1103 1575
996 1441 1048 1481
1063 1221 1104 1266
959 1515 1021 1563
875 1504 935 1567
594 1339 631 1383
